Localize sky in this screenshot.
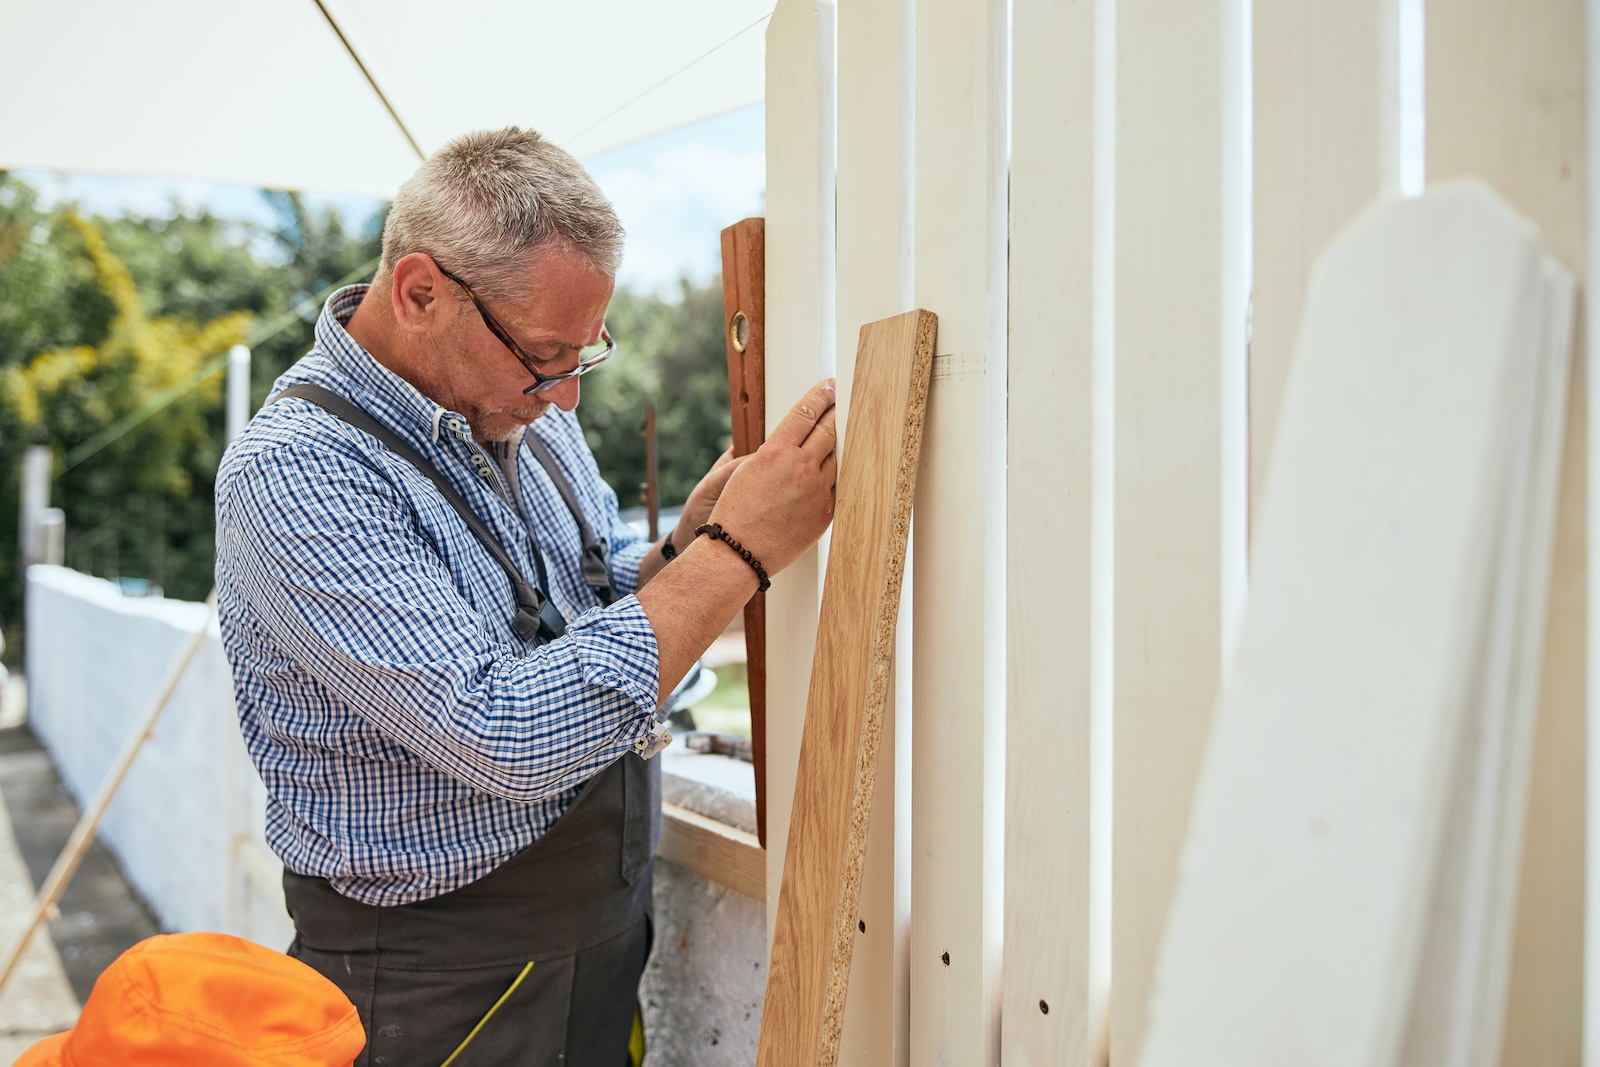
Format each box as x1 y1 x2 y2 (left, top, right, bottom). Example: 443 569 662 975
13 103 766 298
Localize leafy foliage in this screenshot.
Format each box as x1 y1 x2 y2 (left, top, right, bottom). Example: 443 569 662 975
6 213 252 490
0 177 390 657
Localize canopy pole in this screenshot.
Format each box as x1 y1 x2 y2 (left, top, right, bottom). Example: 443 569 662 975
309 0 426 161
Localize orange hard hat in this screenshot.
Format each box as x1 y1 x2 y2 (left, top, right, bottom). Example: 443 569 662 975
16 932 364 1067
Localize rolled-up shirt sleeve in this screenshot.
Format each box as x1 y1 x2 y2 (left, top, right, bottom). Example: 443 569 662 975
219 440 661 804
607 535 652 597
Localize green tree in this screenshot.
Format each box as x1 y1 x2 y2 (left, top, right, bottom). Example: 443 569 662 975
579 278 732 509
3 212 252 607
0 179 385 658
247 192 386 404
0 175 110 660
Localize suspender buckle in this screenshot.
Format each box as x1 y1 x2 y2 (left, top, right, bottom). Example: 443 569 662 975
632 719 672 760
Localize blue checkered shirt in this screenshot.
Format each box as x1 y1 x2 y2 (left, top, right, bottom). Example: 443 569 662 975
215 284 662 906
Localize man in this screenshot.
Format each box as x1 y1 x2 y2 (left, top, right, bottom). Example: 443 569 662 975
214 127 837 1066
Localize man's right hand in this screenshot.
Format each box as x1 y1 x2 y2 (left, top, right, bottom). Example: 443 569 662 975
634 379 838 707
703 379 839 575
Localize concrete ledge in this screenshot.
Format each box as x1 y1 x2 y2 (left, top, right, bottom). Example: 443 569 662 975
659 741 757 835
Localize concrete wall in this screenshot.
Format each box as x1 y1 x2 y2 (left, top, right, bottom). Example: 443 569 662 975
643 744 767 1064
24 565 291 951
25 565 768 1065
643 858 767 1064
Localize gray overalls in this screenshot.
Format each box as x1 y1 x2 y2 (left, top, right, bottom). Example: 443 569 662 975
271 385 661 1067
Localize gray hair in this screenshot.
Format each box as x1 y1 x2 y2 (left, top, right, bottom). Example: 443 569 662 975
377 127 624 300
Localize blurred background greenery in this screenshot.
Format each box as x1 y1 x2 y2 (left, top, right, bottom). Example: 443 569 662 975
0 172 733 665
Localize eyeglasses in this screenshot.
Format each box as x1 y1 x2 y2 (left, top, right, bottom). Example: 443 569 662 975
434 263 615 395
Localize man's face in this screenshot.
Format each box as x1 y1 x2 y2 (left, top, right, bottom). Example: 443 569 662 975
433 248 614 442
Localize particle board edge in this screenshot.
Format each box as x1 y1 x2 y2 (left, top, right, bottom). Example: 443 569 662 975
758 308 936 1067
817 308 937 1062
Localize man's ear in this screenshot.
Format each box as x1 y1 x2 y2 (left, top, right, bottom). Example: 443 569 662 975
390 253 445 337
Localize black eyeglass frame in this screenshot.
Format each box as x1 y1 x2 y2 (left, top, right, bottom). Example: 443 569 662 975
434 262 615 395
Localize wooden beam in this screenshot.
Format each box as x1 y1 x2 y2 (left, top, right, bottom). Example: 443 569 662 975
1252 0 1399 512
1426 3 1588 1062
758 309 936 1067
1004 0 1099 1063
834 0 915 1059
721 216 770 849
1112 0 1245 1060
658 802 766 901
762 0 836 953
910 0 1008 1061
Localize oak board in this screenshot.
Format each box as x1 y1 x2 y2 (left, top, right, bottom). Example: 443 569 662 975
756 308 936 1067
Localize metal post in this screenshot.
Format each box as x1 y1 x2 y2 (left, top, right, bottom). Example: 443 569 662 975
227 344 252 444
18 446 50 574
37 509 64 567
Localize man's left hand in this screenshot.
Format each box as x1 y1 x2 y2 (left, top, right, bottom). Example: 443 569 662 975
672 447 747 552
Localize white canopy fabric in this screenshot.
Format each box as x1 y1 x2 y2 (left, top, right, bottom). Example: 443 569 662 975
0 0 770 198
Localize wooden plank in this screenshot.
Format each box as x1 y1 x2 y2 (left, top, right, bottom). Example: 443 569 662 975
658 802 767 901
834 0 915 1059
1425 3 1588 1062
762 0 836 950
1252 0 1398 512
910 0 1008 1062
757 309 936 1067
720 216 770 848
1138 185 1574 1067
1112 0 1243 1059
1004 0 1098 1063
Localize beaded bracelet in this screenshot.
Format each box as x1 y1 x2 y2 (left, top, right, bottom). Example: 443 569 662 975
694 522 771 593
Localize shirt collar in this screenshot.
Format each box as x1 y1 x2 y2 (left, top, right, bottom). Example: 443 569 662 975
313 283 475 447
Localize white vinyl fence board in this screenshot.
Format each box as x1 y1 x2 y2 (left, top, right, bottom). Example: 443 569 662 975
1004 0 1099 1063
1111 0 1243 1057
1251 0 1399 509
834 0 915 1060
909 0 1009 1060
1426 3 1589 1061
1398 254 1575 1067
1138 185 1575 1067
762 0 837 952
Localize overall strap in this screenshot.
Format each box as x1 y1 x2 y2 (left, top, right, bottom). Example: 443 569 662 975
271 383 566 646
523 434 618 607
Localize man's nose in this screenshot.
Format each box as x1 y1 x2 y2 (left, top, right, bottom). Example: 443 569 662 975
547 377 580 411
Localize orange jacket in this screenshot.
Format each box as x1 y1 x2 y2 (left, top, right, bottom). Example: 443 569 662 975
17 932 364 1066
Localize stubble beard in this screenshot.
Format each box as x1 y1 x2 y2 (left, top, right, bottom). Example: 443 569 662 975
477 399 551 442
